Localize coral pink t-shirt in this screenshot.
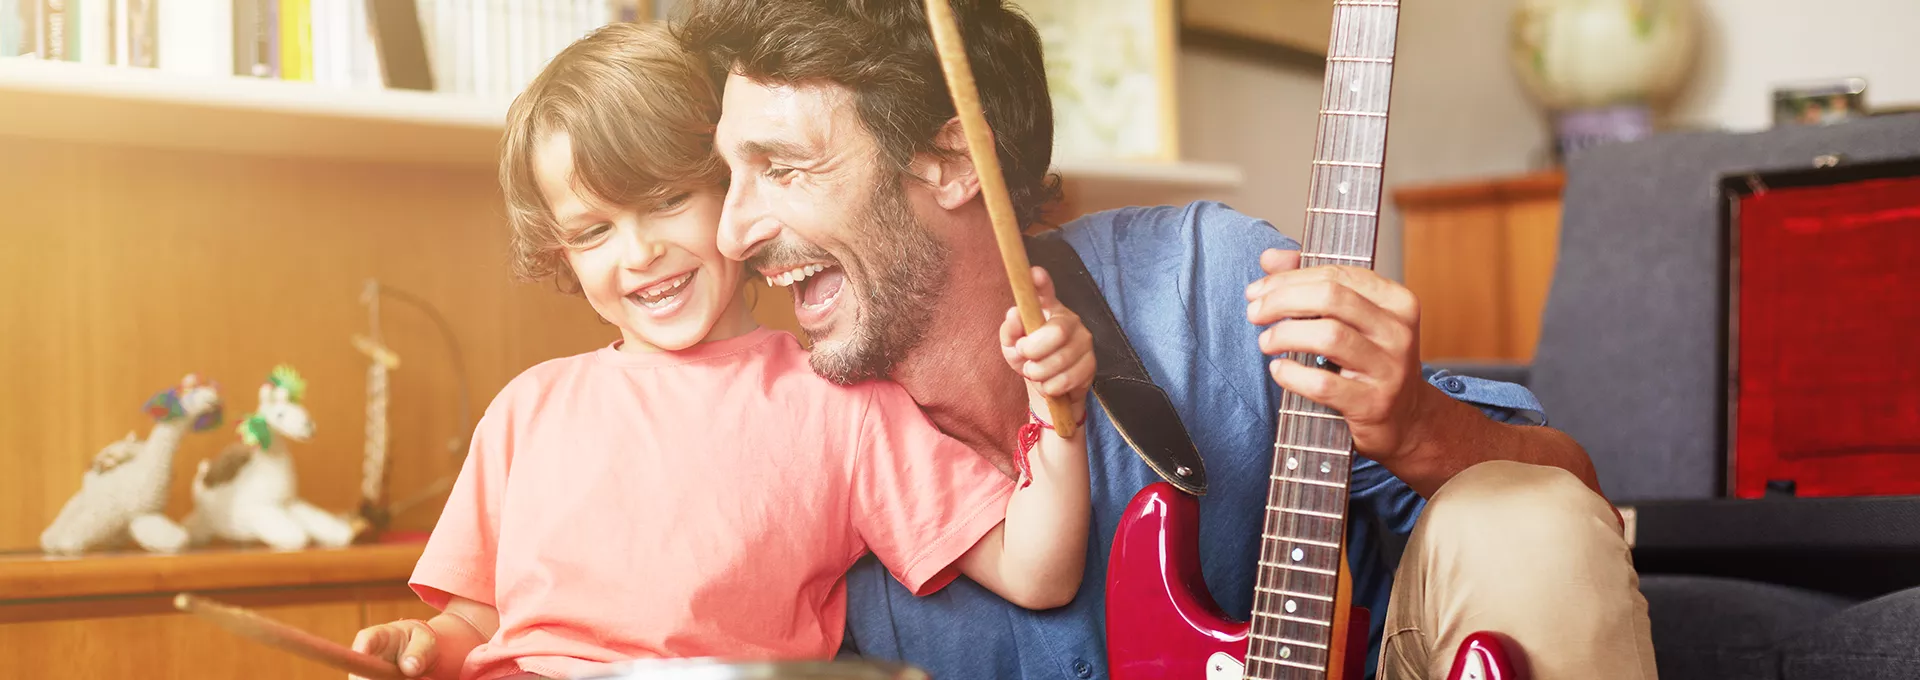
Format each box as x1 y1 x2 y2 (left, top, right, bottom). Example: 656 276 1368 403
410 328 1014 680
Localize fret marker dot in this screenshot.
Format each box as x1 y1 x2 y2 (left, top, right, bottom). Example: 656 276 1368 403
1321 461 1333 474
1338 181 1351 195
1286 457 1299 470
1291 547 1305 561
1285 599 1298 613
1350 79 1362 92
1280 647 1293 659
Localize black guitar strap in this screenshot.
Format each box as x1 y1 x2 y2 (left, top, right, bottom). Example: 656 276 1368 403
1025 235 1209 496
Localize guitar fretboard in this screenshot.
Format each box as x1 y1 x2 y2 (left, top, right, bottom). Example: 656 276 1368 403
1245 1 1401 678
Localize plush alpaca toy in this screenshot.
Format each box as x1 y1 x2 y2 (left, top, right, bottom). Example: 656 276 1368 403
40 375 224 555
184 366 355 551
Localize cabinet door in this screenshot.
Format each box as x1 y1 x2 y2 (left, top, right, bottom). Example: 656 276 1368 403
1403 202 1511 360
1398 173 1565 362
0 600 363 679
1502 196 1564 362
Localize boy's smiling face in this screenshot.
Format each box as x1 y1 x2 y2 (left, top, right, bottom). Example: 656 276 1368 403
535 132 752 353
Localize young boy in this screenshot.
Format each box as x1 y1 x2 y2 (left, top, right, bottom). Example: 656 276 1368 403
349 22 1095 680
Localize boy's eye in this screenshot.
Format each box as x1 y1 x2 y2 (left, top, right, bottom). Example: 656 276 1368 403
565 223 613 248
654 192 692 213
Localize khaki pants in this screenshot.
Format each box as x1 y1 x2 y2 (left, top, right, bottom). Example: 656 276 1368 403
1377 461 1657 680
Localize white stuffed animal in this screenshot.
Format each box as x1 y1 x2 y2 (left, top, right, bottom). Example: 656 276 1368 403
184 365 355 551
40 375 224 555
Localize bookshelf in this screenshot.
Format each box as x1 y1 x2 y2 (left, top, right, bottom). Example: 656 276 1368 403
0 58 1246 188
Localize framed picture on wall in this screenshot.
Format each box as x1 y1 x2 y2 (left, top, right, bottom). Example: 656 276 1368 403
1771 78 1869 128
1023 0 1181 162
1181 0 1334 60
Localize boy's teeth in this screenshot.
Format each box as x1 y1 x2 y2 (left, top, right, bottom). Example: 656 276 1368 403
644 273 687 296
635 272 693 304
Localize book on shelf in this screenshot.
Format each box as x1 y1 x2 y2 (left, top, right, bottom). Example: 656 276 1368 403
3 0 648 99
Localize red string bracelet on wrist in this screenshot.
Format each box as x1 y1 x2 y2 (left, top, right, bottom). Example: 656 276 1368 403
1014 408 1087 488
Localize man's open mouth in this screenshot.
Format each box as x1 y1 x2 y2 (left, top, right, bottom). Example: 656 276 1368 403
766 262 847 323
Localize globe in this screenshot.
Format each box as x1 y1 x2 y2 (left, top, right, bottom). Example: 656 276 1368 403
1509 0 1700 111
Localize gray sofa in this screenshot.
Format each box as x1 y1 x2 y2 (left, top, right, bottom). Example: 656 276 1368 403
1472 112 1920 679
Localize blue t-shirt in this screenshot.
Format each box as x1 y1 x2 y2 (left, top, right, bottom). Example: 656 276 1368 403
842 202 1545 680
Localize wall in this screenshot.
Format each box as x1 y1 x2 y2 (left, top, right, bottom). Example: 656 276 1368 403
1178 0 1552 280
1176 50 1322 244
1670 0 1920 131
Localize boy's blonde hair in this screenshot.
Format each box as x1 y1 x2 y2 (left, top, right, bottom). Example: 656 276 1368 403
500 21 728 292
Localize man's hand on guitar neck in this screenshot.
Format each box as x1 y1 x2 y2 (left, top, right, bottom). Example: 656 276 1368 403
1245 248 1603 499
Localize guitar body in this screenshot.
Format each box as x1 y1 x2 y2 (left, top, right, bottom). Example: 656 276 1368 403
1108 483 1369 680
1108 483 1527 680
1447 632 1528 680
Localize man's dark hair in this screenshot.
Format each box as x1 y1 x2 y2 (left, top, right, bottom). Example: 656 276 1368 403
678 0 1061 229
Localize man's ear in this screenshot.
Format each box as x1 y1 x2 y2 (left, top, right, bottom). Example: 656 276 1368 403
911 117 986 211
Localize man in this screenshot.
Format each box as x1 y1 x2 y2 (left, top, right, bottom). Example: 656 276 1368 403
680 1 1654 678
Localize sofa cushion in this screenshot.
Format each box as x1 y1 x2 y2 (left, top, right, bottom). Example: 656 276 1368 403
1780 586 1920 680
1642 575 1852 680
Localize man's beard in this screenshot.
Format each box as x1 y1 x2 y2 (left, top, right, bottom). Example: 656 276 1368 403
751 181 949 385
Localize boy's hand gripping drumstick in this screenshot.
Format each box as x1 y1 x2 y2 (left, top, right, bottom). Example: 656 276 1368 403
174 593 407 680
923 0 1077 438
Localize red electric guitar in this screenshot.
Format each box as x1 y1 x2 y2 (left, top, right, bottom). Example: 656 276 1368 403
1104 2 1525 679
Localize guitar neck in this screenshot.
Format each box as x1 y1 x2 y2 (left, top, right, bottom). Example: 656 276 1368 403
1246 1 1403 678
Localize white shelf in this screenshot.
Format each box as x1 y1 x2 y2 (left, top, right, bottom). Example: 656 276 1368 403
1053 157 1243 189
0 59 1242 192
0 59 507 166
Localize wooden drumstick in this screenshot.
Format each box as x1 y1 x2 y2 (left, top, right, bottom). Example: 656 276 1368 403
174 593 407 680
922 0 1077 438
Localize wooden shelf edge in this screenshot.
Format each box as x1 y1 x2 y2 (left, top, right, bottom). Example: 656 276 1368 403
0 541 425 602
1393 170 1567 208
0 59 506 167
0 58 507 127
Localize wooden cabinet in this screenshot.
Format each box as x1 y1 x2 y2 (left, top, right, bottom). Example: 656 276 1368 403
1395 171 1565 362
0 543 434 678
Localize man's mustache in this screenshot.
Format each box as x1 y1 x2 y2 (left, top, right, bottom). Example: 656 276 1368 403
746 237 838 273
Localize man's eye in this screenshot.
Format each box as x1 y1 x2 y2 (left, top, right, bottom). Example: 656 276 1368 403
764 166 796 183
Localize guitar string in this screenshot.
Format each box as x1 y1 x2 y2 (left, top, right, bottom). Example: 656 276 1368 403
1279 2 1347 669
1259 3 1400 675
1314 1 1397 669
1282 0 1346 657
1261 2 1346 671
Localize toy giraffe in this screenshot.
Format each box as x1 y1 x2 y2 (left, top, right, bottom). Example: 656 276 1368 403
184 366 354 551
